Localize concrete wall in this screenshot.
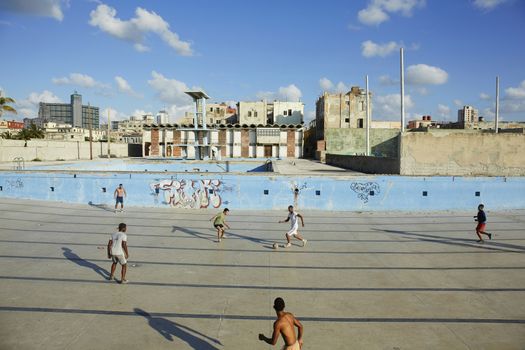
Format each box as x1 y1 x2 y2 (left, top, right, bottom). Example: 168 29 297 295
1 171 523 211
400 131 525 176
326 154 400 174
325 128 399 157
0 139 129 162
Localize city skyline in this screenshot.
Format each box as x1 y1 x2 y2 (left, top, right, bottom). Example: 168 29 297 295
1 0 524 124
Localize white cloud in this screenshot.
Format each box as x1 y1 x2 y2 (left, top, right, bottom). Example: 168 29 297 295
453 99 463 107
374 93 415 119
473 0 509 11
319 78 349 93
256 84 302 102
52 73 107 89
480 92 491 100
362 40 400 57
406 64 448 85
115 76 142 98
0 0 64 21
11 90 63 118
379 75 398 86
89 4 193 55
505 80 525 99
99 107 129 124
358 0 426 26
437 104 451 119
147 71 194 106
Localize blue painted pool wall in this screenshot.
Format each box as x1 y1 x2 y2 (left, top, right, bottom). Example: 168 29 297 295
0 173 524 211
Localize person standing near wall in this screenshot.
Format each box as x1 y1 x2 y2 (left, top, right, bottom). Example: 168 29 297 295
107 223 129 283
279 205 307 248
210 208 230 242
114 184 127 213
474 204 492 243
258 297 304 349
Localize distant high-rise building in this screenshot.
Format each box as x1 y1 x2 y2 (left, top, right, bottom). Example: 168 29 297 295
458 105 479 128
156 110 169 124
38 92 99 129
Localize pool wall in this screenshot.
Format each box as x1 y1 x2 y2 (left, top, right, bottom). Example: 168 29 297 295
0 172 524 211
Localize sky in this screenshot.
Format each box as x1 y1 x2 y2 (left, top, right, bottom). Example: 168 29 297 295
1 0 524 125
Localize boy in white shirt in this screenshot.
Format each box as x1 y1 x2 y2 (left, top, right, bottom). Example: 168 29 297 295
279 205 307 248
107 223 129 283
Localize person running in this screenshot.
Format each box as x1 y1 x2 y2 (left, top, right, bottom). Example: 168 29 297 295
114 184 127 213
210 208 230 242
107 223 129 283
259 297 304 350
474 203 492 243
279 205 306 248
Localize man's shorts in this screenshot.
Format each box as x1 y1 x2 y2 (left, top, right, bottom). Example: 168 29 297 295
476 223 486 232
286 226 299 237
115 196 124 204
214 224 224 229
112 255 127 265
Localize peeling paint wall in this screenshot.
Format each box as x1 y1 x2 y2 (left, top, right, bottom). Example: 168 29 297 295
400 132 525 176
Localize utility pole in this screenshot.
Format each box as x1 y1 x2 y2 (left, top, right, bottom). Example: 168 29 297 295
365 75 370 156
88 103 93 160
400 48 405 133
107 108 111 158
495 76 500 134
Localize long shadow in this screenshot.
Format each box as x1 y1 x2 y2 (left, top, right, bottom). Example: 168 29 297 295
172 226 215 242
61 247 109 279
222 230 274 245
377 229 525 253
87 201 114 212
134 308 222 349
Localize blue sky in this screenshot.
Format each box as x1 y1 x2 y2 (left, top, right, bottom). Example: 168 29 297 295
1 0 524 124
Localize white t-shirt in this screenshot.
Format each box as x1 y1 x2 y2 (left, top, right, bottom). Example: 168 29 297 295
111 232 127 256
288 212 299 229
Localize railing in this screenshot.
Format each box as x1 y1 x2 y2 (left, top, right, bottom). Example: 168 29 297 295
13 157 25 170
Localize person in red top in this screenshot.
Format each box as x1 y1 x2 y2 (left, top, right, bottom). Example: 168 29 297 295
474 204 492 243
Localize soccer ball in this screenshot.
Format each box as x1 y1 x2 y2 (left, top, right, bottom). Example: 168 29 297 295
273 243 279 249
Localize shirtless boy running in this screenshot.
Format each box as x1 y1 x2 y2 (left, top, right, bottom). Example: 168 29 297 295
259 297 304 349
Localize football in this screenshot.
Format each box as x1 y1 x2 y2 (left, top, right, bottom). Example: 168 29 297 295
272 243 279 249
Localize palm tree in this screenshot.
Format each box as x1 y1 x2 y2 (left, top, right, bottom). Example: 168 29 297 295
0 96 17 117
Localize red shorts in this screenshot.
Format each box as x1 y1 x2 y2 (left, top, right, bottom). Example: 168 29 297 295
476 223 486 232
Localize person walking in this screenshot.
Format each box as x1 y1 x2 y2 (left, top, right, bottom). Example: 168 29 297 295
259 297 304 349
474 204 492 243
279 205 306 248
210 208 230 242
114 184 127 213
107 223 129 283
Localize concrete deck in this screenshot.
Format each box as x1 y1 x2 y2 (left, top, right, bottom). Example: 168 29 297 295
0 198 524 349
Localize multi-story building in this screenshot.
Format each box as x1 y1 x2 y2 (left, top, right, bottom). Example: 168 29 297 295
38 92 100 129
315 86 370 141
458 105 479 128
156 110 169 125
0 119 24 135
408 116 434 129
42 122 104 141
237 101 304 126
116 114 155 133
181 103 237 125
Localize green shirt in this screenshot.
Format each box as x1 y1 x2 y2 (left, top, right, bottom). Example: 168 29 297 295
214 212 226 226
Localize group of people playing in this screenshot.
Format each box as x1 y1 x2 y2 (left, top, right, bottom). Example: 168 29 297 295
105 197 493 349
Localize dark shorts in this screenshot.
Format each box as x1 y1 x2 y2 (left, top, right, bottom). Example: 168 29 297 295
476 223 486 232
214 224 224 229
116 196 124 204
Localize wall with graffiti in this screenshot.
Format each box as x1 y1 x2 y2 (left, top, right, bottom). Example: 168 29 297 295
0 172 524 211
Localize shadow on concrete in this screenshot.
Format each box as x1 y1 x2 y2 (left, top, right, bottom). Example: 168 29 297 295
377 229 525 253
172 226 215 242
223 231 274 245
87 201 114 212
61 247 109 278
134 308 222 349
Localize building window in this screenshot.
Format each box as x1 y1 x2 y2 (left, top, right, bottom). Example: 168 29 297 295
288 109 292 116
345 118 350 123
210 108 213 112
248 111 252 117
255 112 258 117
284 110 287 116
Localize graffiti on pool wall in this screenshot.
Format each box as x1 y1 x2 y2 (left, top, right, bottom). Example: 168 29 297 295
6 178 24 189
350 182 380 203
149 179 227 209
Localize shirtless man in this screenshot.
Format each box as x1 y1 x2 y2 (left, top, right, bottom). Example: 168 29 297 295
114 184 127 213
259 297 304 349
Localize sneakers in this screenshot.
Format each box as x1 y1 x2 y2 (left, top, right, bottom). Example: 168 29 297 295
488 233 492 240
284 243 291 248
108 275 115 281
302 239 307 247
476 239 484 243
120 279 128 284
